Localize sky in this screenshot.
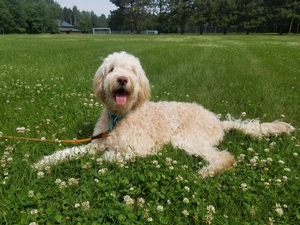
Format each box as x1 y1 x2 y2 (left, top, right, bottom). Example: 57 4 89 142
56 0 117 17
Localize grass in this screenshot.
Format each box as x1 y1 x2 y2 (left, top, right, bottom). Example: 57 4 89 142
0 34 299 225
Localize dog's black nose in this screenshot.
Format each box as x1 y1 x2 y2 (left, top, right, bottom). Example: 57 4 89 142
117 76 128 86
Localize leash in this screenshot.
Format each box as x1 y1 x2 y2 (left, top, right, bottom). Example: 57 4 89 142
1 111 128 144
0 132 109 145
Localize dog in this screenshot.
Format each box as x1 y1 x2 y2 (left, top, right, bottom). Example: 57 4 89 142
34 51 295 177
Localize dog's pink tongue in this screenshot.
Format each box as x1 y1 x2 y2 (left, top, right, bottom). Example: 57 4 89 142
116 95 127 105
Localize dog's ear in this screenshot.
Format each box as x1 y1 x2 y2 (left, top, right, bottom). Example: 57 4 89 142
93 65 105 101
135 67 151 106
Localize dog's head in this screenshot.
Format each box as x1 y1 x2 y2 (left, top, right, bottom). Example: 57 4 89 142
94 52 150 115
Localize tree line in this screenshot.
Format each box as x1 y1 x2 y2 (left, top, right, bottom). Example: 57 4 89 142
109 0 300 34
1 0 299 35
0 0 107 34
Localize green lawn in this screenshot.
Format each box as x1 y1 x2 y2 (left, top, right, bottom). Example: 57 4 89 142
0 34 299 225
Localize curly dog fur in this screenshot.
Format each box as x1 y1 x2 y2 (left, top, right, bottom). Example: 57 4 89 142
34 51 295 177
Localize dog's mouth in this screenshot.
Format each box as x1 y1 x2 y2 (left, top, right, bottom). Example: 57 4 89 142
114 89 128 105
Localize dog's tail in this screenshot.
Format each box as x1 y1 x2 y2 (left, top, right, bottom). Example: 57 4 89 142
222 114 295 137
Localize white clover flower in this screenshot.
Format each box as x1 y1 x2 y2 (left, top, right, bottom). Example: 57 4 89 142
274 203 283 217
123 195 134 206
267 157 273 163
268 217 275 225
282 176 288 182
275 179 282 186
44 166 51 174
183 198 189 203
241 183 248 191
166 157 172 166
94 178 99 183
82 201 90 211
284 167 291 172
0 132 3 137
6 157 12 163
151 160 158 165
269 142 276 148
249 156 259 167
175 175 183 182
184 186 190 192
96 157 103 165
30 209 38 215
157 205 164 212
29 222 38 225
181 165 188 170
205 209 215 224
74 203 81 208
293 152 298 157
247 147 253 152
169 166 174 170
147 217 153 222
68 178 79 186
137 198 145 207
278 160 285 164
264 182 270 189
241 112 246 117
182 209 189 217
16 127 26 133
206 205 216 214
55 178 62 185
264 148 270 153
167 199 171 204
59 181 67 189
237 154 245 162
37 171 44 179
98 168 108 175
28 190 35 198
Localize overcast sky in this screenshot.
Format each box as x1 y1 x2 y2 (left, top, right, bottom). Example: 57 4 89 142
56 0 117 17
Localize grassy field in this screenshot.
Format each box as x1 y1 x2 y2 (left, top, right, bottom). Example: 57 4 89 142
0 34 299 225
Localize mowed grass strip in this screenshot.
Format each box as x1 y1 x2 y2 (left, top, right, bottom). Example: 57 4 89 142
0 34 299 224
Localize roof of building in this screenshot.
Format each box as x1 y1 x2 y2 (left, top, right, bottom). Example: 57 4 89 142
55 20 82 32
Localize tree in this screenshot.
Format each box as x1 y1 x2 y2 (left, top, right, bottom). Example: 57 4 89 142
25 1 43 33
3 0 27 33
0 0 15 33
264 0 300 34
91 11 107 28
63 7 73 25
207 0 237 34
192 0 209 34
237 0 265 34
110 0 153 33
169 0 194 34
77 10 92 33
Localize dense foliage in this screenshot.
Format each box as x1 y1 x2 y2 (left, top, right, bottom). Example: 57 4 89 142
108 0 300 34
0 0 300 34
0 0 107 34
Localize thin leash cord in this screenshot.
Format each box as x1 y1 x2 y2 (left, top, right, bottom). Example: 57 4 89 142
0 132 108 145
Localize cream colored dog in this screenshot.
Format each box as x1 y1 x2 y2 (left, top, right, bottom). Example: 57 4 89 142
34 51 295 177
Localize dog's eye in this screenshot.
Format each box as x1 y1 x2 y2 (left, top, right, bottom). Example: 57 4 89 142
108 67 114 73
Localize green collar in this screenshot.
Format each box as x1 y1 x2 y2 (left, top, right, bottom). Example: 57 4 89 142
108 112 127 131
